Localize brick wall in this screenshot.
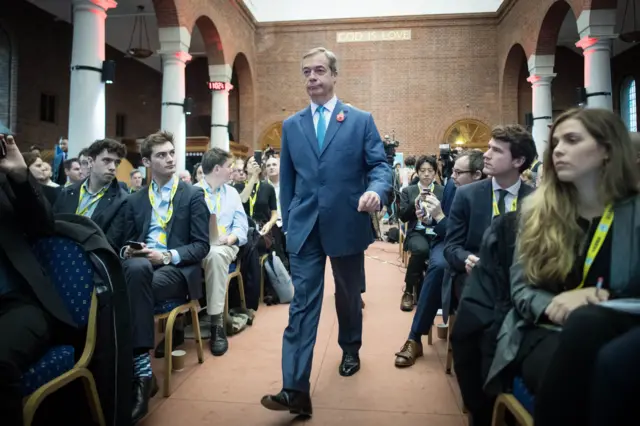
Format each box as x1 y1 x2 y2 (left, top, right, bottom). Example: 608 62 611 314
2 0 163 151
254 15 501 156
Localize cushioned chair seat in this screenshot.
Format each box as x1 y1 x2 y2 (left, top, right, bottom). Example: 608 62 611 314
229 263 237 273
154 299 189 315
21 345 76 396
512 376 535 414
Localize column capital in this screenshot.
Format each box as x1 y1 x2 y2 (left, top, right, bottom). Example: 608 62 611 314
73 0 117 14
577 9 617 40
208 64 233 83
527 73 556 86
158 27 191 61
575 36 612 53
527 54 555 81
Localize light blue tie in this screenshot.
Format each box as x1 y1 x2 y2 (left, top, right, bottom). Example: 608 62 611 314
316 105 326 149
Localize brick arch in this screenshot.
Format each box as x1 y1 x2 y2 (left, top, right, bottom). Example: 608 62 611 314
501 43 528 124
533 1 579 56
583 0 618 10
151 0 185 28
194 15 225 65
232 52 256 148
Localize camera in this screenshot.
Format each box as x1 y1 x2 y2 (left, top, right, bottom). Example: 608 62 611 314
382 133 400 166
439 144 456 179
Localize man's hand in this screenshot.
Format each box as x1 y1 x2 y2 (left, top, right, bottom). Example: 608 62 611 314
131 247 164 265
424 194 444 222
0 134 28 182
416 206 426 222
357 191 380 213
465 254 479 274
545 288 610 325
217 233 238 246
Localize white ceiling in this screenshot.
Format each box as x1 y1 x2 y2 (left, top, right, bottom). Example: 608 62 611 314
242 0 505 22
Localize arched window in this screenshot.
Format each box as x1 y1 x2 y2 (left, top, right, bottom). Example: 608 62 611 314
621 77 637 132
0 25 11 131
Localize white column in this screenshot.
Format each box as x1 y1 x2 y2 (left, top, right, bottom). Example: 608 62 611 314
158 27 191 172
576 9 617 110
209 64 233 151
67 0 117 157
527 55 555 158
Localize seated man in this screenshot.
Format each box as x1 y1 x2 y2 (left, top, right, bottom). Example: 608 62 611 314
63 157 83 187
445 124 536 426
195 148 248 356
0 134 76 425
398 155 443 311
54 138 128 248
118 131 210 423
395 150 485 367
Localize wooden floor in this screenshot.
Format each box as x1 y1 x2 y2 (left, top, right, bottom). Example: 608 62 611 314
141 241 467 426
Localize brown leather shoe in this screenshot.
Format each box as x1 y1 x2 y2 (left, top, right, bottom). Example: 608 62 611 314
400 292 414 312
394 339 423 368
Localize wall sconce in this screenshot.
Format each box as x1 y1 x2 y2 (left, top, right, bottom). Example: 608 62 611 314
183 98 194 115
71 60 116 84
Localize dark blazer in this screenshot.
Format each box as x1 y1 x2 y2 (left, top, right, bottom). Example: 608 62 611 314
399 182 445 233
117 180 210 299
40 183 61 206
279 99 392 257
444 178 533 274
54 178 128 249
0 173 75 327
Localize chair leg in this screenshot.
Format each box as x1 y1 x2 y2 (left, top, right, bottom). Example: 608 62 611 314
236 273 247 311
80 369 107 426
189 304 204 364
259 255 268 305
427 324 433 346
162 308 181 397
491 396 507 426
445 315 456 374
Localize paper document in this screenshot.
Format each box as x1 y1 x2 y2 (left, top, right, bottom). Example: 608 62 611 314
599 299 640 315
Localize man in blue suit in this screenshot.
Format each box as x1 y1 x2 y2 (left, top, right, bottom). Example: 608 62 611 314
261 47 392 417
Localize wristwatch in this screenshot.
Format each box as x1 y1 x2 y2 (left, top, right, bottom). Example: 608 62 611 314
162 251 171 265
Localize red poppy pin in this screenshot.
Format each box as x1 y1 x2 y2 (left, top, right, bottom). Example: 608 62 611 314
336 110 345 122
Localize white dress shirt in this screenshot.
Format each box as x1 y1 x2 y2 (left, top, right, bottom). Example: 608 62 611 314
310 95 338 133
491 177 522 218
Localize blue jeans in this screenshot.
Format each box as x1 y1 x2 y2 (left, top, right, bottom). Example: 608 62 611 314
408 241 447 341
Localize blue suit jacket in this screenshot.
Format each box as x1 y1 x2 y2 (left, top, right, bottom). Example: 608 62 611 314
280 100 392 257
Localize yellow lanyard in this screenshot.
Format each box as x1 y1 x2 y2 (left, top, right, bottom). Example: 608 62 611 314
492 190 518 216
76 183 108 216
576 204 614 289
249 181 260 217
197 181 227 235
148 177 179 230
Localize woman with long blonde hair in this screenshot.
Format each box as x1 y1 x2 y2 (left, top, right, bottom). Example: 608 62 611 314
487 108 640 426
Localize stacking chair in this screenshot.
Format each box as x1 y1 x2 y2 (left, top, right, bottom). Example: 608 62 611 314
491 377 534 426
23 237 105 426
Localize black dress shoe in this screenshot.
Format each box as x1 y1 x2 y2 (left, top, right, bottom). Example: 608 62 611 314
210 324 228 356
131 374 159 424
261 389 312 417
339 352 360 377
154 327 185 359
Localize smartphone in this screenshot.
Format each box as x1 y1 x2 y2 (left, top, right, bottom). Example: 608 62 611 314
254 150 263 166
126 241 144 250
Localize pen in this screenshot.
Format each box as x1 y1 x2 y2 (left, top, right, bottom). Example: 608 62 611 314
596 277 604 298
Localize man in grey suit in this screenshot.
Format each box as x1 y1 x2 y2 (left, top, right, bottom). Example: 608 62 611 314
261 47 392 418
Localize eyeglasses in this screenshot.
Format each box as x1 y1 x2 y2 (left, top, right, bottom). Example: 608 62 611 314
452 169 472 176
